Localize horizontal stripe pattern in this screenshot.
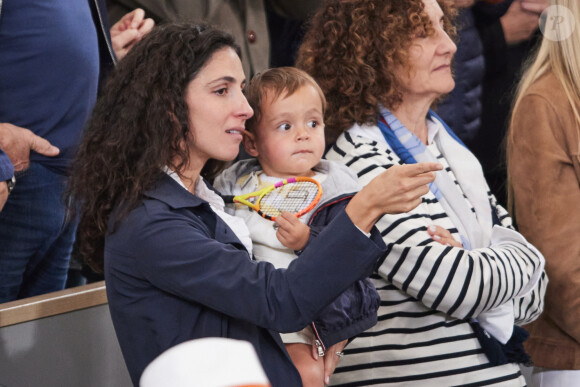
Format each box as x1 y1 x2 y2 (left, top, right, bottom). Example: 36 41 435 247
325 131 545 386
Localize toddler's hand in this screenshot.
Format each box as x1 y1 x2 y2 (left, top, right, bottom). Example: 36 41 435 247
275 212 310 251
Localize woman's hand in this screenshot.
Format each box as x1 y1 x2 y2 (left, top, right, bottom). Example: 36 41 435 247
322 340 347 385
275 212 311 251
346 162 442 232
427 225 463 247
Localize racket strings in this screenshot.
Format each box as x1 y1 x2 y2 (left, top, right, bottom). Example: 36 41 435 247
259 181 320 217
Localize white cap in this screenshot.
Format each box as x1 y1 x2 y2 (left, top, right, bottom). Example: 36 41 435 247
140 338 271 387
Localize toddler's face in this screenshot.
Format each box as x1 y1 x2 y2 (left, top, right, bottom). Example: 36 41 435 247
246 84 325 178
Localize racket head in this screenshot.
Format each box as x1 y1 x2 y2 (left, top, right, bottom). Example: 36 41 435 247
254 177 322 221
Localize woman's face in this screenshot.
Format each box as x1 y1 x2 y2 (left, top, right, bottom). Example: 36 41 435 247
394 0 457 104
184 47 253 169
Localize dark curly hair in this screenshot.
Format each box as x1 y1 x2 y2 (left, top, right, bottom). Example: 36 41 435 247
67 23 241 272
296 0 456 143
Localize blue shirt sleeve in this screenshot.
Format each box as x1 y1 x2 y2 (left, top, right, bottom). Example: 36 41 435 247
0 147 14 181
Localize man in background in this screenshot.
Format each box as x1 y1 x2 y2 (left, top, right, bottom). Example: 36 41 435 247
0 0 153 302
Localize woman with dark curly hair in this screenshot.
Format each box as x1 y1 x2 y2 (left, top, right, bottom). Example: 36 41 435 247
66 22 443 386
297 0 547 385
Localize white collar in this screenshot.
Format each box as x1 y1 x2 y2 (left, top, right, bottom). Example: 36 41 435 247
425 116 441 145
347 116 439 145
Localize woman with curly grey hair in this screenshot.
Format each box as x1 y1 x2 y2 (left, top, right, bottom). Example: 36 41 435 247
298 0 547 385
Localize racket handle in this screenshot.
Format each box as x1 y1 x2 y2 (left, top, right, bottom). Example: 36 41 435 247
221 195 235 203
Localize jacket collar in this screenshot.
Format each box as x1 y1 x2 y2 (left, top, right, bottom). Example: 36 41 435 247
144 174 209 210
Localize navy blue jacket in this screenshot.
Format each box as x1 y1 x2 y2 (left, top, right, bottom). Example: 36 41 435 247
105 175 386 386
306 194 380 350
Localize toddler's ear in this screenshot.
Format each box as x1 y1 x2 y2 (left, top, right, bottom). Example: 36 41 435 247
242 130 260 157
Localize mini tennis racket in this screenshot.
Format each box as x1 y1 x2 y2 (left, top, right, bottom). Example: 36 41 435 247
222 177 323 221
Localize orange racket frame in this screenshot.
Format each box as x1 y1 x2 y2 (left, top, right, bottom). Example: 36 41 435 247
222 176 322 221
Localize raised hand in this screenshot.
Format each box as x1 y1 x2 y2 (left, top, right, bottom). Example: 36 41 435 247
346 162 442 233
110 8 155 60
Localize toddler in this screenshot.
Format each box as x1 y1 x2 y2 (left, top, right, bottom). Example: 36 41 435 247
214 67 379 386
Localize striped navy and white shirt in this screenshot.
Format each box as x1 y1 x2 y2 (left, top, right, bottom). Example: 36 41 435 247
326 125 547 387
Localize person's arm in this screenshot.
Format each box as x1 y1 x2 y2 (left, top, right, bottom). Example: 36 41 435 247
508 93 580 340
119 207 385 334
487 185 547 325
327 139 544 321
302 196 380 344
376 228 544 320
117 163 438 333
346 163 439 233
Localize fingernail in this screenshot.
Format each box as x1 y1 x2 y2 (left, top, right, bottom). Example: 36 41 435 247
428 225 436 232
434 235 441 240
325 376 330 385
